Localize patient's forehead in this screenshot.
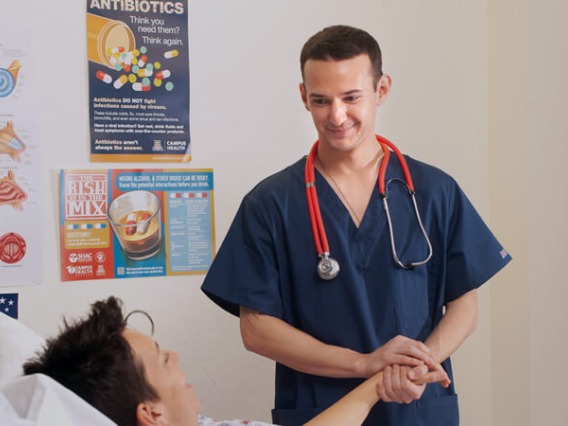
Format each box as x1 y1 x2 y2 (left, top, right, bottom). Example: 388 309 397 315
123 328 157 361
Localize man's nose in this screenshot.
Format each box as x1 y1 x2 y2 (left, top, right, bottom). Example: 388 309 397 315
329 100 347 125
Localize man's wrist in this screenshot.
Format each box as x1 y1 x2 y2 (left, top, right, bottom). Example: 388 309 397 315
352 352 380 378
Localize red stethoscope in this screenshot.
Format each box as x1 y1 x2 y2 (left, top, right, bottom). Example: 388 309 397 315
304 134 433 280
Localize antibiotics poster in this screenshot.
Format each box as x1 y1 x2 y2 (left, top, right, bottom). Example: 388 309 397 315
87 0 191 162
59 168 215 282
0 21 43 287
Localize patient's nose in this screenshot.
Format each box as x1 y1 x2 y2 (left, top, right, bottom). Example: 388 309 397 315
169 350 179 364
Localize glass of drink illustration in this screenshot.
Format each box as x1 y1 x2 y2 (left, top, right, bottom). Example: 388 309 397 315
107 190 162 260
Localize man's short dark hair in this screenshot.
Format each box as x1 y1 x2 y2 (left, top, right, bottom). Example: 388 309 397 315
23 297 157 426
300 25 383 86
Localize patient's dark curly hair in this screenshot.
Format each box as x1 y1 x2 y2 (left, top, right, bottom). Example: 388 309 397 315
23 297 157 426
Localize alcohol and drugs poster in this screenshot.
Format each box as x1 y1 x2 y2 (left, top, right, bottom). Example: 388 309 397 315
0 21 42 287
59 168 214 282
87 1 190 162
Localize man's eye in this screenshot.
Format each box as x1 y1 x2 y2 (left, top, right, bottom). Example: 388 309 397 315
344 96 360 103
164 353 170 363
311 99 328 106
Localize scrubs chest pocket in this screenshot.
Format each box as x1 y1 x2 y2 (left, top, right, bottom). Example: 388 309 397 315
394 267 431 339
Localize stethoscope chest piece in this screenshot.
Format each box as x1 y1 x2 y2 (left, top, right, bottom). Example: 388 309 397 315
317 253 340 280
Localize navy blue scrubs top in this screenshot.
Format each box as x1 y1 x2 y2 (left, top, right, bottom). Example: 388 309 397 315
202 154 511 426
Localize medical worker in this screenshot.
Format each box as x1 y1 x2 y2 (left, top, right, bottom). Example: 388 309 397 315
202 25 511 426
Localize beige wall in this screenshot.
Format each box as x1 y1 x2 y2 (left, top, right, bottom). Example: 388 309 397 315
488 0 531 425
489 0 568 425
527 2 568 424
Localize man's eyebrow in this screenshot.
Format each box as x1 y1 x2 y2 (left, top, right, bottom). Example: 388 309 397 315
154 341 160 356
308 89 362 98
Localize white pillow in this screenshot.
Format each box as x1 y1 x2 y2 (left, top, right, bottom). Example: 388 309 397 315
0 313 45 386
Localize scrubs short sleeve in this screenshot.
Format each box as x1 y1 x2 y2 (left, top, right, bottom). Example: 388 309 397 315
443 177 511 302
202 193 283 318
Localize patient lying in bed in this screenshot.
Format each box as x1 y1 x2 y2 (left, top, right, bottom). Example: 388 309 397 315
0 297 445 426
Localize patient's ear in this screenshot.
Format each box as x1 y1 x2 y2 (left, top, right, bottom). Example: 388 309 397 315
136 401 167 425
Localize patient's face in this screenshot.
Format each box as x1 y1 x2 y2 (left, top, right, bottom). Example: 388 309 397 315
124 329 201 426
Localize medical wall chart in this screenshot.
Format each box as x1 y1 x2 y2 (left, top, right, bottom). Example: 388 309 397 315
0 22 43 287
59 168 215 282
87 0 191 162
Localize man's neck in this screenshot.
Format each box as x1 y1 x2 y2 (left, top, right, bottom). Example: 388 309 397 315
316 137 382 177
314 138 384 227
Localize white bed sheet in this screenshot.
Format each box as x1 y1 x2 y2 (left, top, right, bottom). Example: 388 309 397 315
0 373 116 426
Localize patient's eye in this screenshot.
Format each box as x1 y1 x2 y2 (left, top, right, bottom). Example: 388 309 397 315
164 352 170 363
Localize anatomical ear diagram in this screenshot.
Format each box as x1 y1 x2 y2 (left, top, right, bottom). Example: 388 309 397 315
0 59 21 98
0 121 26 161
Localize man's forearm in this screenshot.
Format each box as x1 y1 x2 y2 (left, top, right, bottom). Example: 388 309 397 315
240 306 366 378
424 289 478 363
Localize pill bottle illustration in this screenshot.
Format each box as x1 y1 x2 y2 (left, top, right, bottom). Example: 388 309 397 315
87 13 135 68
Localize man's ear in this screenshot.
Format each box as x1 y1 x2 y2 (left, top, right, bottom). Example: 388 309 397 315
299 82 310 111
376 74 392 106
136 401 167 425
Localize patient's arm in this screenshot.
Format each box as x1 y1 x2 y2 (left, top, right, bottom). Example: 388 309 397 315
303 372 382 426
304 366 450 426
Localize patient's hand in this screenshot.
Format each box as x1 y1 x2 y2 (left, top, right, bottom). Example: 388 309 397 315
376 364 450 404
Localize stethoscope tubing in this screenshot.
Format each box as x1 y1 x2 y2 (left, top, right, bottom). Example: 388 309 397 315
305 141 330 256
381 188 433 269
377 135 414 195
377 136 433 269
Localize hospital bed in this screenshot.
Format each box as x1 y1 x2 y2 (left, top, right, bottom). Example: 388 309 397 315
0 313 274 426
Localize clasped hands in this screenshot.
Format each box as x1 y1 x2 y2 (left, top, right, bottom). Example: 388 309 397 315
362 335 451 404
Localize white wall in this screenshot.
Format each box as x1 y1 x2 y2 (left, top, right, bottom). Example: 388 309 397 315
6 0 562 424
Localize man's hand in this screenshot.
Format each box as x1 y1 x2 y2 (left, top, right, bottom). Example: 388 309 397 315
376 364 451 404
360 335 440 378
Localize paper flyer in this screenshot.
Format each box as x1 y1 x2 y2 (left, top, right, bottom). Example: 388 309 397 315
0 22 42 287
59 168 214 281
87 0 191 162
